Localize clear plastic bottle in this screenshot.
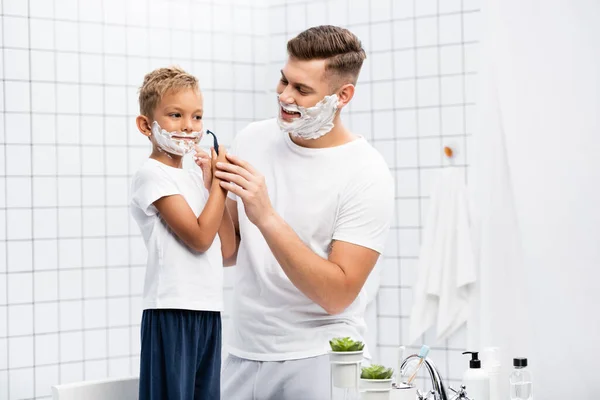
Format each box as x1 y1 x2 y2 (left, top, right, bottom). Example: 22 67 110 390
509 358 533 400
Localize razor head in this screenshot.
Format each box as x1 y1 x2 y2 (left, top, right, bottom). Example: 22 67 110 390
206 130 219 155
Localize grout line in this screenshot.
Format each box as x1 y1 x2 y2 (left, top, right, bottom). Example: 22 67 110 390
50 0 62 386
460 0 470 184
73 0 86 383
100 0 110 379
1 0 11 397
388 0 404 353
25 0 37 394
124 0 133 377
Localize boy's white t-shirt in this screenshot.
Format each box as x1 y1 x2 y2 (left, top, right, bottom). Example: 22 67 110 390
130 158 223 312
227 118 394 361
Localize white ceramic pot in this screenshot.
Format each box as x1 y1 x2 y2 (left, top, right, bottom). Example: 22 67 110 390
360 388 392 400
389 384 417 400
360 379 393 390
328 350 363 388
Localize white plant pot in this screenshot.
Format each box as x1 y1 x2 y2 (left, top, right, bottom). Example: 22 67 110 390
360 379 393 390
328 350 363 388
360 389 392 400
389 384 417 400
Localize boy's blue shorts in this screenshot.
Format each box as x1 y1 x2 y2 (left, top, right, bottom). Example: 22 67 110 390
138 309 221 400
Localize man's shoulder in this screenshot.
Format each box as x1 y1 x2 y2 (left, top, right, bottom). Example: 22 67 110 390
237 118 280 141
350 138 392 173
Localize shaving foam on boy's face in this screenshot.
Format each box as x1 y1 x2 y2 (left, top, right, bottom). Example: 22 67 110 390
276 94 340 140
151 121 203 156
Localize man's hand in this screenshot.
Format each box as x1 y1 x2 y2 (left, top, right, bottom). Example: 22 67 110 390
215 154 275 227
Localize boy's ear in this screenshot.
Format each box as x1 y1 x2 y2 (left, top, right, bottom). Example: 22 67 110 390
136 115 152 137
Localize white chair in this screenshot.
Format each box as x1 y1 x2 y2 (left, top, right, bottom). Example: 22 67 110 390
51 376 139 400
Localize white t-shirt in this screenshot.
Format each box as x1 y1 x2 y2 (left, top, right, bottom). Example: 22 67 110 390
130 158 223 312
227 118 394 361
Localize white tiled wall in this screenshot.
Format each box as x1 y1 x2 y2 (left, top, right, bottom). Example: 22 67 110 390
0 0 269 398
1 0 478 398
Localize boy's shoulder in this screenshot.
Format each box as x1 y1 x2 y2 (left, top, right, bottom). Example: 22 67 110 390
132 158 163 180
131 158 179 188
132 158 203 190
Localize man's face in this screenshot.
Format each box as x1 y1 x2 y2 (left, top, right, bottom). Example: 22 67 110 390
276 57 335 122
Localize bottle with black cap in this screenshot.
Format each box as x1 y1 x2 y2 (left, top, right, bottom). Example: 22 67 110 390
462 351 490 400
509 358 533 400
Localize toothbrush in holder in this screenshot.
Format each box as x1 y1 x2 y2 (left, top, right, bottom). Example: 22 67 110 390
406 345 430 385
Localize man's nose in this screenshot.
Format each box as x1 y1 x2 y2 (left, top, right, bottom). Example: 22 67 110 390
279 93 295 104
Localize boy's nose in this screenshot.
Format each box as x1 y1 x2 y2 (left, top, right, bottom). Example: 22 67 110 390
181 120 194 132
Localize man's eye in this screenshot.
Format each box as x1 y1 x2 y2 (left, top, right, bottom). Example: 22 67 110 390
280 78 288 85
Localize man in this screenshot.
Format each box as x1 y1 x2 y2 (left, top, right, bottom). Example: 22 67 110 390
216 25 394 399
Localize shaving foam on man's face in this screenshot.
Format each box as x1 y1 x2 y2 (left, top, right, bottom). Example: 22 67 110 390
276 94 340 140
151 121 203 156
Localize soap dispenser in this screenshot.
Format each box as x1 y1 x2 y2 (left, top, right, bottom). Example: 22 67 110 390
462 351 490 400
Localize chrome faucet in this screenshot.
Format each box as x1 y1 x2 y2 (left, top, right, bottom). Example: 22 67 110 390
399 355 449 400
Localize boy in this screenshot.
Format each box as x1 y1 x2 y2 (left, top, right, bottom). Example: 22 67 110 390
130 66 235 399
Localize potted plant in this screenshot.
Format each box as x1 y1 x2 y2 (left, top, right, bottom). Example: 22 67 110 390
328 337 365 388
360 364 394 400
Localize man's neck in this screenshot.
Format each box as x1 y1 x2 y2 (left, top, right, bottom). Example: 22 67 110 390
289 115 358 149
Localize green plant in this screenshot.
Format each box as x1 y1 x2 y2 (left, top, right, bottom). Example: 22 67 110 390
360 364 394 380
329 337 365 352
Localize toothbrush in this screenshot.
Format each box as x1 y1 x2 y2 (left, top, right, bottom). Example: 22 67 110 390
406 345 430 385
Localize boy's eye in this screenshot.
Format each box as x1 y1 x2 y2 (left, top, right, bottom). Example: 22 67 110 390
194 115 203 120
169 113 181 118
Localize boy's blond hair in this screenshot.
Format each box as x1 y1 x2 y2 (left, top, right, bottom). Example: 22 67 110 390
138 66 199 117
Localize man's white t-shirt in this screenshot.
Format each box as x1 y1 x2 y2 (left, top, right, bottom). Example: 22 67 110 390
227 118 394 361
130 158 223 312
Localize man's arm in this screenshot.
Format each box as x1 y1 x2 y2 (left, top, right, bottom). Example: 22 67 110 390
258 213 380 314
215 154 389 314
223 198 240 266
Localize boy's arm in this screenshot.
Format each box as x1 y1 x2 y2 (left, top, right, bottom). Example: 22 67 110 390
223 198 240 266
217 202 237 263
154 178 227 253
153 147 228 253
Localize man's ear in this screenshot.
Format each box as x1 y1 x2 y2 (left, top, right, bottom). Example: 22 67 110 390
336 83 355 109
136 115 152 137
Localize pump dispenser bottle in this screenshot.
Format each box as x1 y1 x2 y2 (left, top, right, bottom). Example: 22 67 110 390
462 351 490 400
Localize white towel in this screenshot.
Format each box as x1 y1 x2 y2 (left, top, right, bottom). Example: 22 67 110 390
408 168 476 344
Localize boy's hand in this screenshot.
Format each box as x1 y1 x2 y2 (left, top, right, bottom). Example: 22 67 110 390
193 146 212 190
211 146 228 185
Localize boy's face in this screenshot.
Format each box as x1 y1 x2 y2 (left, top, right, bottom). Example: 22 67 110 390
152 88 204 134
276 57 337 122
